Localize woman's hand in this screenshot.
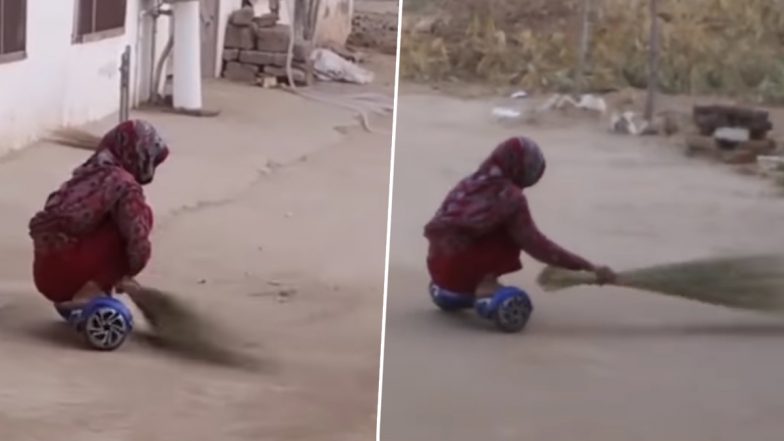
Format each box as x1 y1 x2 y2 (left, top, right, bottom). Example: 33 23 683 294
593 265 617 285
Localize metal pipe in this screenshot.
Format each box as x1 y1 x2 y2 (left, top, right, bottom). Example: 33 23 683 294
152 35 173 103
142 1 173 102
119 45 131 122
149 1 159 102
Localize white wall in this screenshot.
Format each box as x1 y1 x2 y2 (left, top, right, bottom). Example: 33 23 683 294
315 0 353 46
0 0 350 155
0 0 222 155
0 0 150 155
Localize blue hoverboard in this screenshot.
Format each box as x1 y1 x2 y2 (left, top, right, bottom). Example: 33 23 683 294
55 296 134 351
429 282 534 333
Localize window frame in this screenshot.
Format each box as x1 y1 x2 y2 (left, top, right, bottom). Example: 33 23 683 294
72 0 128 44
0 0 27 64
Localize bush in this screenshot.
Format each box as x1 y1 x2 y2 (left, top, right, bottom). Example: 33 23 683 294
401 0 784 103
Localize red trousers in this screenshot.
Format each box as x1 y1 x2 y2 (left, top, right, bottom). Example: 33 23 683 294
427 229 522 295
33 222 129 303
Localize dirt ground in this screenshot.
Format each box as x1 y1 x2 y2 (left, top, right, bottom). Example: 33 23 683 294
0 57 393 439
380 92 784 441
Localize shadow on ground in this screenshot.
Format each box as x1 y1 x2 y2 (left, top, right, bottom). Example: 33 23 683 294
406 307 784 339
0 293 272 372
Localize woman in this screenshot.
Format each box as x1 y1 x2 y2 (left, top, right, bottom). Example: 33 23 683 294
425 136 615 299
29 120 169 312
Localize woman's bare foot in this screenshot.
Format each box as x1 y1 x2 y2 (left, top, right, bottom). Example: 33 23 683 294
59 281 106 310
476 276 503 298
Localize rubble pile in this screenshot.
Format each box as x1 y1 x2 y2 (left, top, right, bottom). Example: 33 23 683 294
686 105 777 165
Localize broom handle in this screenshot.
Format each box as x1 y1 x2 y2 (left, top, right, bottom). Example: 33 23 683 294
569 272 628 287
537 267 628 292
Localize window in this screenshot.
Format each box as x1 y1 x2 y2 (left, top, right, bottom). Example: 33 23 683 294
74 0 127 43
0 0 26 63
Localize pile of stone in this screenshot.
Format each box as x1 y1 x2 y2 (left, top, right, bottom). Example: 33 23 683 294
222 4 312 86
686 105 777 164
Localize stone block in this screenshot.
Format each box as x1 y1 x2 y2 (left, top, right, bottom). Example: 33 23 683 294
253 13 278 28
239 49 310 67
229 7 255 27
239 50 288 67
224 62 259 83
255 25 291 52
292 42 312 63
225 24 255 50
223 48 239 61
263 65 308 85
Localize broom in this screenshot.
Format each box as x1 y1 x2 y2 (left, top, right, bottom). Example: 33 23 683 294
125 284 261 369
44 128 103 151
537 254 784 313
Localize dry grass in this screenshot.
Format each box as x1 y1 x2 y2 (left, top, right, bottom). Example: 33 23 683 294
401 0 784 103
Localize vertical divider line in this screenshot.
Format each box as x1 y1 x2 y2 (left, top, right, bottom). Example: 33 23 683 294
375 0 405 440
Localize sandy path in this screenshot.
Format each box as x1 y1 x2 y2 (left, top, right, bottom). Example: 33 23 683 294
0 74 390 440
380 93 784 441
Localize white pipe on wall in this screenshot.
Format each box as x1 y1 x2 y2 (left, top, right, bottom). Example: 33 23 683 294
172 0 202 110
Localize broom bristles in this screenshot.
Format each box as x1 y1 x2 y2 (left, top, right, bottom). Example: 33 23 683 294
45 128 103 151
126 285 261 369
537 254 784 313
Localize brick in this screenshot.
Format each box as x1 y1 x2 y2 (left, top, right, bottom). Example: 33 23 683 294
255 25 291 52
253 13 278 28
223 62 259 83
224 24 242 48
229 7 255 27
239 50 288 67
223 48 239 61
239 49 310 67
263 65 308 85
224 25 255 50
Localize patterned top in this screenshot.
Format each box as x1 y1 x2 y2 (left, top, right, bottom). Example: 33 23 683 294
425 136 593 271
29 120 170 276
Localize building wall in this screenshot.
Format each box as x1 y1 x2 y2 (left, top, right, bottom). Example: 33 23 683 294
315 0 353 46
0 0 145 155
0 0 350 156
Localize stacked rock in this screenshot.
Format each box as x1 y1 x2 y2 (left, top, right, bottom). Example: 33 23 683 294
222 4 311 86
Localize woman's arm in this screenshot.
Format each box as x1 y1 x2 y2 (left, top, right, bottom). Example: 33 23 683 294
508 196 595 271
111 185 153 276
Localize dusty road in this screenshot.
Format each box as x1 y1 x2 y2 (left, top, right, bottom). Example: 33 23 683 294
380 93 784 441
0 74 391 439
